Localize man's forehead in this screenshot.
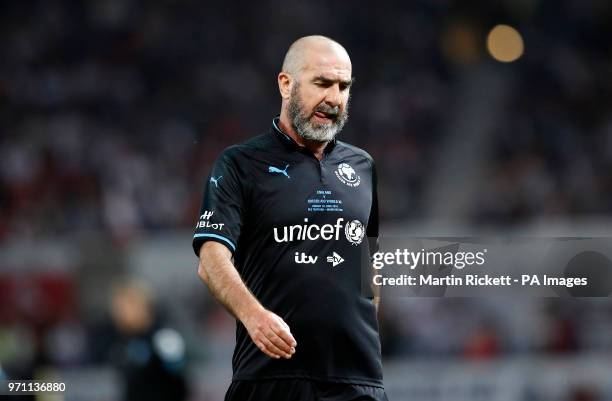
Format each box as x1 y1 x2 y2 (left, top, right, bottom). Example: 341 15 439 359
305 67 352 83
301 50 352 79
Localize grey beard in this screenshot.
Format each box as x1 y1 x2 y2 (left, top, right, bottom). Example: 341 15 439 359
287 89 349 142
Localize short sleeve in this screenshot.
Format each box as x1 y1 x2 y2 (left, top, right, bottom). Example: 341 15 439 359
192 148 246 257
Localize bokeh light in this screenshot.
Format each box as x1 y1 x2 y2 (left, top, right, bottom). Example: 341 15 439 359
486 24 524 62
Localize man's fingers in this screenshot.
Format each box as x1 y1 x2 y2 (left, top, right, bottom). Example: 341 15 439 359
247 311 297 359
266 329 294 356
260 336 288 359
254 340 279 359
278 318 291 330
271 324 297 349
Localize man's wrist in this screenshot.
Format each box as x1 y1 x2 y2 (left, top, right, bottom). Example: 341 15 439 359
237 301 265 324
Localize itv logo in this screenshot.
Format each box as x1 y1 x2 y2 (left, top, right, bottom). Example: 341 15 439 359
294 252 318 264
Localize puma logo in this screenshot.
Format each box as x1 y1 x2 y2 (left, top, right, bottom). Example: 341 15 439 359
268 165 290 179
210 176 222 188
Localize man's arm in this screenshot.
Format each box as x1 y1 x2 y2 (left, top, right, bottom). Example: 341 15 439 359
197 241 297 359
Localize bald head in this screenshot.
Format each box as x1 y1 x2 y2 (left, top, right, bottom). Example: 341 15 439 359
281 35 351 77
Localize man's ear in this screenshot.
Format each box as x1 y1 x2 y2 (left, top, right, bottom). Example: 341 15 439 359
278 72 293 99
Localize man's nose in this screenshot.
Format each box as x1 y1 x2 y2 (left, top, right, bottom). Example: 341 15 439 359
324 84 343 107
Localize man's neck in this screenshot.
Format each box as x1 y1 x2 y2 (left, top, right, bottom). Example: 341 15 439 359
278 113 327 161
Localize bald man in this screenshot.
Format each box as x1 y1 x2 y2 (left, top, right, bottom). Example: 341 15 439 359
193 36 388 401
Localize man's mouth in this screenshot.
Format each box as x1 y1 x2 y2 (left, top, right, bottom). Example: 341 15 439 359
313 111 336 121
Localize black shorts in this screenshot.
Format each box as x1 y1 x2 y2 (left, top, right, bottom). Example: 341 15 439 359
225 379 389 401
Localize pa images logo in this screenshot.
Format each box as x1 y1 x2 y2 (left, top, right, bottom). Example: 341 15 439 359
335 163 361 187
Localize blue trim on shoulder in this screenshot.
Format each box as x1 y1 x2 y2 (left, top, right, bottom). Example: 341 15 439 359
194 233 236 251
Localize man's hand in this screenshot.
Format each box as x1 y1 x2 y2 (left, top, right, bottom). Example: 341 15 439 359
242 306 297 359
198 241 297 360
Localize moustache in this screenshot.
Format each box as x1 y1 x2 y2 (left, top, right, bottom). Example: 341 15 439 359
314 104 341 119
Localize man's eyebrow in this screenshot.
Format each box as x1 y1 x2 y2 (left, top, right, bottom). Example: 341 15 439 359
312 76 355 86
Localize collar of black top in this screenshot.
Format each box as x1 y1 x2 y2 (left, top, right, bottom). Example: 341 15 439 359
271 116 337 154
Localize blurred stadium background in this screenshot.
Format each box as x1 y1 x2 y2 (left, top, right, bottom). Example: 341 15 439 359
1 0 612 400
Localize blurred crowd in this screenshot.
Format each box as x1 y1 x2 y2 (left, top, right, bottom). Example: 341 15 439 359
379 298 612 359
472 2 612 223
1 0 612 400
1 1 611 241
0 0 452 241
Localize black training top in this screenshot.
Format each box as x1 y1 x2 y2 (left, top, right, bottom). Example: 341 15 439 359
193 117 383 387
